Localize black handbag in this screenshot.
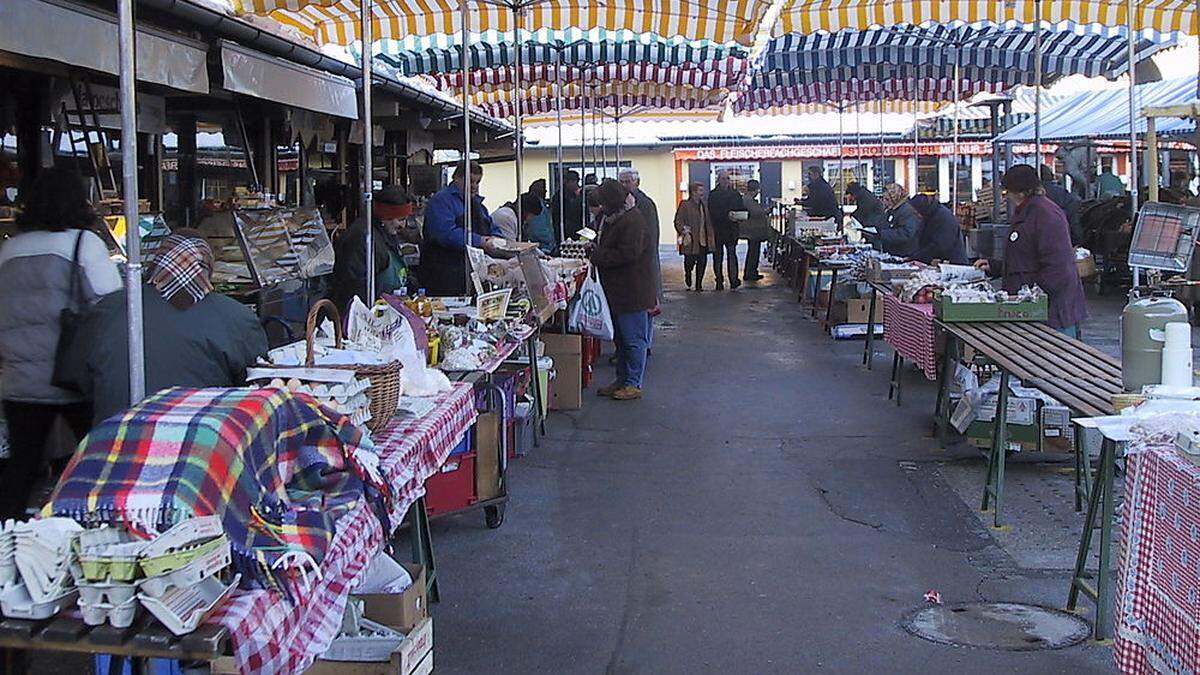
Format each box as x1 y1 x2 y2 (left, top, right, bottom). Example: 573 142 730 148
50 231 86 392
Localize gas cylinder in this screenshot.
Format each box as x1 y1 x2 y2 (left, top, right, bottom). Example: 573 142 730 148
1122 290 1190 392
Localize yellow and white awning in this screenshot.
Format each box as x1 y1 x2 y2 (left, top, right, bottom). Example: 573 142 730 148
776 0 1197 34
233 0 773 47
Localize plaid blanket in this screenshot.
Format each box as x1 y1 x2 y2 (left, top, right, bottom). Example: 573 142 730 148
44 387 389 594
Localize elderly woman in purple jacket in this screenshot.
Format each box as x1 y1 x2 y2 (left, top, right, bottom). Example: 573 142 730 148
975 164 1088 335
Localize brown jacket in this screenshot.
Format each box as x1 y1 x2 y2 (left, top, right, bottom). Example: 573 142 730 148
673 198 715 255
590 207 657 315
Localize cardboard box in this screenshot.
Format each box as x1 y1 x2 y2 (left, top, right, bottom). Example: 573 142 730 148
303 617 434 675
542 333 582 410
474 412 502 501
357 561 428 632
845 298 885 324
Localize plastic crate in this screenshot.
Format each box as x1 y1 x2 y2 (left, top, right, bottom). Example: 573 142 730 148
446 428 473 457
424 452 476 516
935 295 1048 322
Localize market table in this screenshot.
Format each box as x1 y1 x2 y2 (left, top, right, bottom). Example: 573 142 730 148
933 320 1121 528
879 290 940 407
1113 430 1200 666
0 384 478 675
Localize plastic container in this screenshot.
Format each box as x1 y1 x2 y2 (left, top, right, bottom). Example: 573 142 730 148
424 453 476 515
1122 292 1189 392
1 583 76 620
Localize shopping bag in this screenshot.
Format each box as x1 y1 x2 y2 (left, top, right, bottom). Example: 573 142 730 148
568 268 614 341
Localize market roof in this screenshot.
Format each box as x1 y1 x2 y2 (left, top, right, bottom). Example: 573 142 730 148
994 75 1200 142
774 1 1199 34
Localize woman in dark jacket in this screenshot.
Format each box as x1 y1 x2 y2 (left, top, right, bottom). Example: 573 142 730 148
590 180 656 401
909 195 968 265
867 184 922 258
845 181 884 227
976 165 1088 334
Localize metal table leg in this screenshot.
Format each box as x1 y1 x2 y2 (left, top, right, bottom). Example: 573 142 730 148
1067 437 1116 641
527 335 545 443
1073 422 1093 512
981 369 1011 529
797 251 812 302
408 495 440 602
863 285 878 368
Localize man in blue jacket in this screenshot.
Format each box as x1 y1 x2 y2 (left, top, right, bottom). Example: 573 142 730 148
421 160 503 295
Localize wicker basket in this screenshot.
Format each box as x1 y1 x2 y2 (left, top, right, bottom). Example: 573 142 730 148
285 299 402 432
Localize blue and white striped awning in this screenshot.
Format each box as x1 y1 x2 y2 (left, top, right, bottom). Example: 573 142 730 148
995 76 1199 142
761 23 1176 84
370 33 748 76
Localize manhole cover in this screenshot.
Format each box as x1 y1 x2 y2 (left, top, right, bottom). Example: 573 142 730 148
901 602 1091 651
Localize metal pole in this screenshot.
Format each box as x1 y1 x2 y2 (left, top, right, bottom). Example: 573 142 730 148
952 55 961 208
913 86 920 194
555 47 565 246
615 105 622 168
855 100 862 186
579 75 587 235
837 104 845 206
1127 0 1140 223
361 0 375 303
1034 1 1043 167
117 0 144 402
461 0 473 294
879 97 886 190
513 7 524 240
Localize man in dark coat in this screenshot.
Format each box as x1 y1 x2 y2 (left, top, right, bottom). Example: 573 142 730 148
740 179 776 281
845 181 884 227
909 195 968 265
865 183 922 258
1040 165 1083 245
977 165 1088 333
551 170 585 242
589 180 657 401
331 186 413 311
706 170 743 290
619 168 661 300
801 166 839 219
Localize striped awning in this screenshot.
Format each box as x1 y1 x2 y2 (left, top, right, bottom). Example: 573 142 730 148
233 0 774 46
466 82 731 117
431 61 745 90
734 78 1000 114
735 100 947 116
762 23 1176 84
776 0 1198 34
371 38 747 76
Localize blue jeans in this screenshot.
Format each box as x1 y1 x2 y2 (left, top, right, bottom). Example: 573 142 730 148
613 310 651 388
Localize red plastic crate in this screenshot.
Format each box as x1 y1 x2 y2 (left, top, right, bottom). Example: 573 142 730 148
424 452 476 515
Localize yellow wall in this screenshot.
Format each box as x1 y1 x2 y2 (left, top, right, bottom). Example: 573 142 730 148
479 148 680 246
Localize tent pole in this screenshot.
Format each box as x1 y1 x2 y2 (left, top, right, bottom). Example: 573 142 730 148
1126 0 1139 226
837 104 845 206
912 85 919 194
579 75 586 235
615 106 622 168
555 46 564 247
879 96 886 190
362 0 375 304
513 6 524 240
1034 1 1043 168
855 99 862 186
952 54 961 209
460 0 473 294
117 0 144 402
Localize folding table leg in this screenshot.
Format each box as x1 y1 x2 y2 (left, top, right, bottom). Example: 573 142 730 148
888 352 900 400
1067 438 1116 641
408 496 440 603
981 370 1010 528
863 286 878 368
527 337 545 444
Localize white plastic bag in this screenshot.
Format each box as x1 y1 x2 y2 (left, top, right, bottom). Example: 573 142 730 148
568 268 614 340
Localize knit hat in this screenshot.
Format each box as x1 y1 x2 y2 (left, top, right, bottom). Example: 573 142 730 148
880 183 909 210
1002 164 1042 193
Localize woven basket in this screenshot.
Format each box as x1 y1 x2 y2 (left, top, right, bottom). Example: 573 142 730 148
283 299 402 432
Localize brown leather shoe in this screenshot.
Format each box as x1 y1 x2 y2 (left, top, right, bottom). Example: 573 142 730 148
597 381 622 397
610 385 643 400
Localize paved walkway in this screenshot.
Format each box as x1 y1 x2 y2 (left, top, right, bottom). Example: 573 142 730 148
429 253 1113 673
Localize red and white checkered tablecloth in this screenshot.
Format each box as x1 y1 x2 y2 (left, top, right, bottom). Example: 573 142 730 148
882 292 938 381
1114 441 1200 674
207 383 478 674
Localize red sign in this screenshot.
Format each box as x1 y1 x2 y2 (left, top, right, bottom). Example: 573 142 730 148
677 141 999 161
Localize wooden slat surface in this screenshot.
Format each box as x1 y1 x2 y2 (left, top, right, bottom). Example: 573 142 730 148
938 320 1122 417
0 617 229 662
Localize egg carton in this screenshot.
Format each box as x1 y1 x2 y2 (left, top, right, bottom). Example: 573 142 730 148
77 579 138 606
77 537 146 583
323 618 406 663
139 537 230 598
138 516 223 561
0 582 77 620
0 521 15 588
138 573 240 636
79 596 138 628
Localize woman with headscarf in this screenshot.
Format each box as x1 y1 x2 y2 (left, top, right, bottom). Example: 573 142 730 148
909 195 968 265
976 164 1088 335
845 181 884 228
589 180 657 401
864 184 922 258
63 232 268 424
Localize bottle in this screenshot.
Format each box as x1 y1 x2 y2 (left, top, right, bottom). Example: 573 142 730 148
416 288 433 319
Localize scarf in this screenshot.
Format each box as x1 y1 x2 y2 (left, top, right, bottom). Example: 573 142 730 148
146 234 214 305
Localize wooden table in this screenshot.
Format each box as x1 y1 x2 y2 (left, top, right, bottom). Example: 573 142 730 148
932 320 1123 641
0 616 227 673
